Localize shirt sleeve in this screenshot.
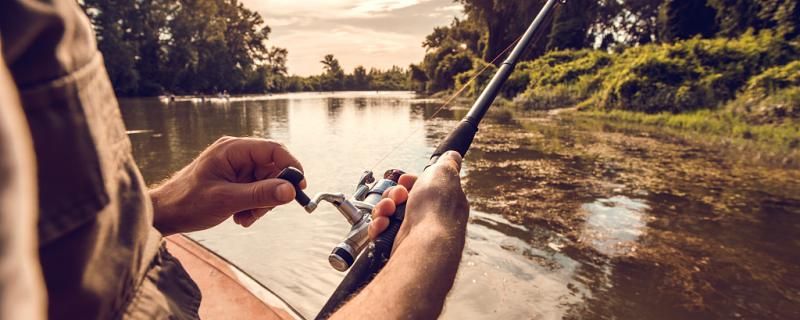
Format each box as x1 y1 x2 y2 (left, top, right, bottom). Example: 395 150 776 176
0 35 46 320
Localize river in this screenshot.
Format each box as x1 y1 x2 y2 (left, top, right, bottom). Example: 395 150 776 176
120 92 800 319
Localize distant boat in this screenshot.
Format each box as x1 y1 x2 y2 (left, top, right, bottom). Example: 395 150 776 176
165 235 301 319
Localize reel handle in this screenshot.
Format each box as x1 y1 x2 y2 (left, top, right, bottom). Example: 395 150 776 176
277 167 311 207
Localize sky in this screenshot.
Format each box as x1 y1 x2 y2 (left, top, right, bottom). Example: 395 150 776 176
240 0 464 76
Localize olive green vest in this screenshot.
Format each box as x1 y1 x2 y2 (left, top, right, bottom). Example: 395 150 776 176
0 1 201 319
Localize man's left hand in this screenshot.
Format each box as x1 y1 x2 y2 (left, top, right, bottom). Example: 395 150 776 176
150 137 306 235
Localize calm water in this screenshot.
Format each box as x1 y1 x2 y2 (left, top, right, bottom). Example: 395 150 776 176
121 92 800 319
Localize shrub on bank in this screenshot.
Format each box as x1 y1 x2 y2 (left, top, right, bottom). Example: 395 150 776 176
513 50 611 109
512 31 798 119
597 32 797 113
727 61 800 123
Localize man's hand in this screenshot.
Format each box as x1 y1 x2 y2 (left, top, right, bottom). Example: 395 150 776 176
150 137 305 235
332 151 469 320
368 150 469 245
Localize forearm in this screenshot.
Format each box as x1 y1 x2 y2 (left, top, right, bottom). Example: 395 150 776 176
331 219 466 319
149 165 196 236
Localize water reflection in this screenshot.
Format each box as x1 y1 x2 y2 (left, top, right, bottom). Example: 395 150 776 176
581 196 649 256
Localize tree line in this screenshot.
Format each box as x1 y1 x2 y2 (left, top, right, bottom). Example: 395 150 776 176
82 0 411 96
412 0 800 93
282 55 410 92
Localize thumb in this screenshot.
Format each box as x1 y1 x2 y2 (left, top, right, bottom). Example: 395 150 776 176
230 178 296 212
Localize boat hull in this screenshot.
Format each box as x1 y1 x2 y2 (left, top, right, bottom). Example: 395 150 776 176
165 235 300 320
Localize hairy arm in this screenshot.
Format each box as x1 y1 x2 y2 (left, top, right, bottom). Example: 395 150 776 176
332 151 469 319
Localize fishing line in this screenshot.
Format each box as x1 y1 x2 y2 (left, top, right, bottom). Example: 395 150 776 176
367 2 559 172
366 38 520 172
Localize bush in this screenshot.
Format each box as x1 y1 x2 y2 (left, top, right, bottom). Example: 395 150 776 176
454 57 497 97
745 60 800 94
597 31 797 113
513 50 611 109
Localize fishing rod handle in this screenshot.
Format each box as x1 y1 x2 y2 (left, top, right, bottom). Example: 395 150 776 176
429 120 478 167
362 169 406 260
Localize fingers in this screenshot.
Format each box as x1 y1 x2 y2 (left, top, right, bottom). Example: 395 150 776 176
233 207 272 227
223 137 307 186
382 185 409 206
227 178 296 213
369 198 395 239
398 174 417 190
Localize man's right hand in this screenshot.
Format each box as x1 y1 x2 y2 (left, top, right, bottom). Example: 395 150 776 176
332 151 470 320
369 150 470 251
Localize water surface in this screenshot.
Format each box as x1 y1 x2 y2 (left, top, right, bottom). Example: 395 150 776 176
121 92 800 319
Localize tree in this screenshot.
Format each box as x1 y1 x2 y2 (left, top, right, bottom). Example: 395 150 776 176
457 0 547 60
82 0 284 96
409 64 429 93
760 0 800 39
547 0 598 51
320 54 345 91
658 0 718 42
352 66 370 90
708 0 768 37
82 0 143 95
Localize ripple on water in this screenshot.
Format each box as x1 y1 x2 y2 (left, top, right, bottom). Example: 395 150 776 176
443 211 587 320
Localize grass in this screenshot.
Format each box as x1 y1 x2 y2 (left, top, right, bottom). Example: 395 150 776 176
579 109 800 149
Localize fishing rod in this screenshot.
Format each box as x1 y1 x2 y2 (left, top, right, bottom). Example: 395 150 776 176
277 0 562 318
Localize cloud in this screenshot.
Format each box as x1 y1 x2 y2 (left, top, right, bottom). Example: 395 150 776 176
241 0 464 76
272 25 420 75
245 0 433 18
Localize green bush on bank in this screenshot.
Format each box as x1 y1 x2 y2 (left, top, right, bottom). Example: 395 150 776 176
598 32 796 113
728 61 800 123
509 50 610 109
511 31 798 117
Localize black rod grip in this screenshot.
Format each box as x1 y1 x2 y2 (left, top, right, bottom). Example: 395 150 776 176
430 120 478 162
276 167 310 206
316 205 405 319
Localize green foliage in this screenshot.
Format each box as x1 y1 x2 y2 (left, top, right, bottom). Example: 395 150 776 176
453 58 497 97
708 0 800 40
457 0 547 60
546 0 597 51
319 54 346 91
291 55 410 92
582 109 800 148
507 30 799 125
658 0 718 42
83 0 280 96
596 32 797 113
514 50 611 109
746 61 800 94
727 62 800 123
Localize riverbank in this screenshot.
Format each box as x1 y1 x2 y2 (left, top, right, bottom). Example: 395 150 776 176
574 109 800 157
428 31 800 160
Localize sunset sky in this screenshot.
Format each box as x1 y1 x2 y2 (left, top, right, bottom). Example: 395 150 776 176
241 0 464 76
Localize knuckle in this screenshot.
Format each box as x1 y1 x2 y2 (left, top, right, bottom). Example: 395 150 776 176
262 138 285 149
250 184 270 204
435 162 459 178
215 136 234 144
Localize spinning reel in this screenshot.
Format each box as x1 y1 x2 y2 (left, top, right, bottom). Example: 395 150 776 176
278 167 404 272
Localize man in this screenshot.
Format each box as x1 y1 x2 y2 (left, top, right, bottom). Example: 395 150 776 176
0 0 469 319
